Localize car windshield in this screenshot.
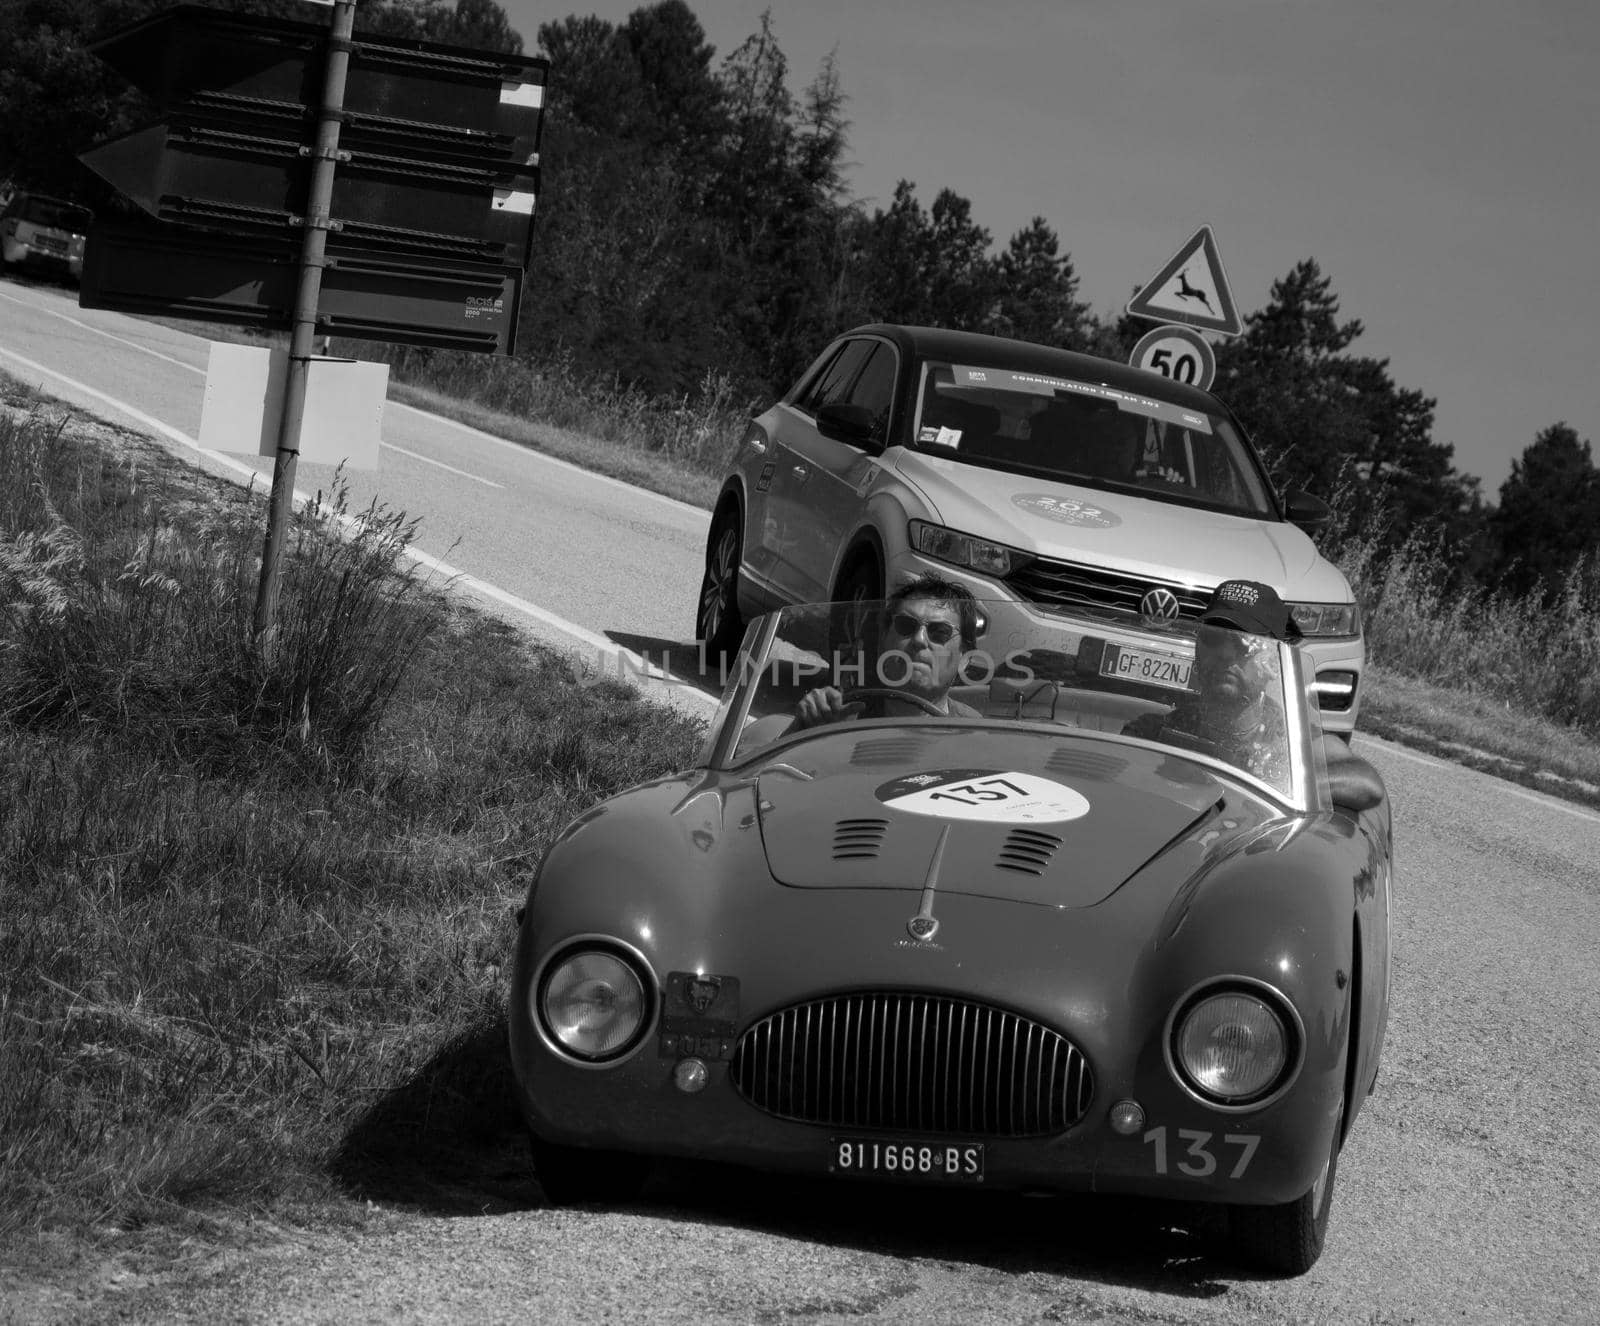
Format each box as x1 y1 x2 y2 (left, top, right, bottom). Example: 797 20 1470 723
910 361 1276 517
708 599 1328 805
16 197 92 232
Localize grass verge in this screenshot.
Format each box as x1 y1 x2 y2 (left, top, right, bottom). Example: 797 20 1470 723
0 389 705 1266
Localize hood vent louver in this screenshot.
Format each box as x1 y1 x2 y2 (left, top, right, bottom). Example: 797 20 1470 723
850 737 928 765
1045 749 1129 780
832 817 889 860
996 828 1064 875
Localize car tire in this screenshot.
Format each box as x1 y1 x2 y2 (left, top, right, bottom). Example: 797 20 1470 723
697 506 746 675
832 553 882 657
528 1132 650 1206
1225 1088 1345 1276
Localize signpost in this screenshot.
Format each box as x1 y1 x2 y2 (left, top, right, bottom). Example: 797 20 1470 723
76 0 550 639
1125 226 1242 392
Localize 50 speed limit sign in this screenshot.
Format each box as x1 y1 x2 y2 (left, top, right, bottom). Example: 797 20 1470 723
1129 324 1216 391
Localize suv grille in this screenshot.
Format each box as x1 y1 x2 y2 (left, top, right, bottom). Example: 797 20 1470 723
730 992 1093 1136
1006 558 1212 619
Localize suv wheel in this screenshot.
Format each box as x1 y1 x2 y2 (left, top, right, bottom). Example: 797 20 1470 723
697 506 745 673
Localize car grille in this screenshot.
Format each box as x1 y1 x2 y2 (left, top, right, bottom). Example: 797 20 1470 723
730 992 1093 1136
1006 558 1212 620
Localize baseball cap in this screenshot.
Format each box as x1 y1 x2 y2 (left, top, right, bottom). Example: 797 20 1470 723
1200 580 1301 640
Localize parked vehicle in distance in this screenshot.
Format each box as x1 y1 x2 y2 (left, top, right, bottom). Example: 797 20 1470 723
698 325 1365 734
0 188 92 284
509 596 1394 1275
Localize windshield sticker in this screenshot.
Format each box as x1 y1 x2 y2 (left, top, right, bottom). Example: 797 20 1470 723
1012 493 1122 529
876 769 1091 824
950 366 1212 434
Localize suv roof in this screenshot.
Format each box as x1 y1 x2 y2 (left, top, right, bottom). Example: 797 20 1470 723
842 323 1226 413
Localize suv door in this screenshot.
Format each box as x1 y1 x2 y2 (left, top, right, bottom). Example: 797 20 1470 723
767 337 899 601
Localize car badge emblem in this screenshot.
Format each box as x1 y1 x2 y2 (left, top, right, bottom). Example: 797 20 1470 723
1140 588 1181 627
907 915 939 942
687 976 722 1012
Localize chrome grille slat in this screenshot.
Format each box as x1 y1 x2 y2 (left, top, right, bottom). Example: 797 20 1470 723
731 992 1093 1137
1006 558 1212 618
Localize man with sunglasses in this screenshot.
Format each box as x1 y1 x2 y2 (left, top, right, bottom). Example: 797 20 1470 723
1123 580 1299 786
791 575 984 729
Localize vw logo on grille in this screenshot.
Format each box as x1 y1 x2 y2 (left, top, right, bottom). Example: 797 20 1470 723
1139 588 1181 627
907 915 939 942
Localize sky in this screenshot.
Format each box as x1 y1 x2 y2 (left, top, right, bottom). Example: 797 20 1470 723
500 0 1600 495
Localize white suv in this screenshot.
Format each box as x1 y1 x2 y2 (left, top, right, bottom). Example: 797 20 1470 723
698 324 1364 733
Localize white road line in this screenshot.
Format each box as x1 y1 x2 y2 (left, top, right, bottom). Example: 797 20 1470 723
1 288 694 505
388 399 712 518
1355 732 1600 825
0 341 716 714
383 442 504 488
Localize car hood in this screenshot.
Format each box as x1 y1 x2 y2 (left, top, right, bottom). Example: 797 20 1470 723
893 451 1336 593
756 726 1228 908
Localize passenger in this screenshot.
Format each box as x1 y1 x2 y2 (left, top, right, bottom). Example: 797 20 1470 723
792 575 983 728
1123 579 1300 784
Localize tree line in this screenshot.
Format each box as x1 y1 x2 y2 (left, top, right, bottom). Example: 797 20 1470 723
2 0 1593 599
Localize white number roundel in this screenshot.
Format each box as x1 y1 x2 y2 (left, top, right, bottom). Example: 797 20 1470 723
1129 325 1216 391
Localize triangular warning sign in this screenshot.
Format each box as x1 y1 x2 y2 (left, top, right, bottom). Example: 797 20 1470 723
1125 225 1242 336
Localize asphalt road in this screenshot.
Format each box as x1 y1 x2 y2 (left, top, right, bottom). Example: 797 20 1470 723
3 277 1597 1324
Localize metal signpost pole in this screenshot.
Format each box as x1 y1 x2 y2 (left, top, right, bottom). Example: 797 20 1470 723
252 0 357 642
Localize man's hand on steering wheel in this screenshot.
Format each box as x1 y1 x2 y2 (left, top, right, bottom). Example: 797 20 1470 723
842 686 947 717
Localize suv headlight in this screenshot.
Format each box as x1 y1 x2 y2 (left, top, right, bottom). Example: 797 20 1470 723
537 946 651 1062
909 520 1029 577
1288 601 1361 638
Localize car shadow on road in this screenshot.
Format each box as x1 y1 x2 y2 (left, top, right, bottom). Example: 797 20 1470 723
600 631 729 701
328 1016 1244 1293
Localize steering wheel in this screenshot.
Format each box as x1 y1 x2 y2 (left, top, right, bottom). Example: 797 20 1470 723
842 686 948 717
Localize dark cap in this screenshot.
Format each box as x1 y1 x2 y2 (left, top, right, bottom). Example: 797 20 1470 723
1201 579 1301 639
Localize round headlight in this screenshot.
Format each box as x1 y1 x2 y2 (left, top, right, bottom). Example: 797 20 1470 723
1174 990 1290 1102
538 948 649 1061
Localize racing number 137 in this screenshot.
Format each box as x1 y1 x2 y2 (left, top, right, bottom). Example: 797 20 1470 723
930 777 1025 806
1143 1126 1259 1179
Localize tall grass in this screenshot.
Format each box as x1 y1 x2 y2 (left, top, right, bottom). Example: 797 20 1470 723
1310 459 1600 734
0 406 705 1240
368 344 752 476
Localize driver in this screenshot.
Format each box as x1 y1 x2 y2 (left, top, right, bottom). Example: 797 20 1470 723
792 575 983 728
1123 579 1300 784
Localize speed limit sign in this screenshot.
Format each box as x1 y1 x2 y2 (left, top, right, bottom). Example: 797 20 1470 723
1129 324 1216 391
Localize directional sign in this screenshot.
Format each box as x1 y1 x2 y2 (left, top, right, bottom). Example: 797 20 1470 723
79 224 522 354
88 5 547 170
81 114 539 268
1125 225 1242 337
1129 324 1216 391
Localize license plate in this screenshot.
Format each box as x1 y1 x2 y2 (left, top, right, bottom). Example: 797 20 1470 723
830 1138 985 1183
1101 643 1192 691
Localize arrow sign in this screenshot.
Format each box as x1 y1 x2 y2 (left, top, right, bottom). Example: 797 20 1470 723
1125 225 1242 336
89 4 547 171
79 223 523 355
80 114 539 267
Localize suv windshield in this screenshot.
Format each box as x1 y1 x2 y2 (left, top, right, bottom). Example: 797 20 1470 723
715 600 1325 804
911 362 1276 517
15 197 92 232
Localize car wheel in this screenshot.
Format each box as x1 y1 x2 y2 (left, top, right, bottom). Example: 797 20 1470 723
1226 1088 1345 1276
832 554 882 657
528 1132 650 1206
697 507 746 673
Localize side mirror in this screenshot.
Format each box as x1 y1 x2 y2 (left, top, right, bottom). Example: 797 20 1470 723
816 402 881 449
1322 737 1386 813
1283 488 1333 533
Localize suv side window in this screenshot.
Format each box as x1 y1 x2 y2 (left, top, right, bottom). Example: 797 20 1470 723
846 342 897 441
796 339 873 416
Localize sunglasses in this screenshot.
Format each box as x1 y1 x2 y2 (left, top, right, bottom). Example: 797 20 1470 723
888 612 959 645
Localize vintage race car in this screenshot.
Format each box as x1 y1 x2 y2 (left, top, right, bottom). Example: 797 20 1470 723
508 599 1393 1275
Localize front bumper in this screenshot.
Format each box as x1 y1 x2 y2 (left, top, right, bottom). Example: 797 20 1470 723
883 548 1364 734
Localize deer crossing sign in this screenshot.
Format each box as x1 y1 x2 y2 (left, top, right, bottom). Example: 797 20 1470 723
1125 225 1242 337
